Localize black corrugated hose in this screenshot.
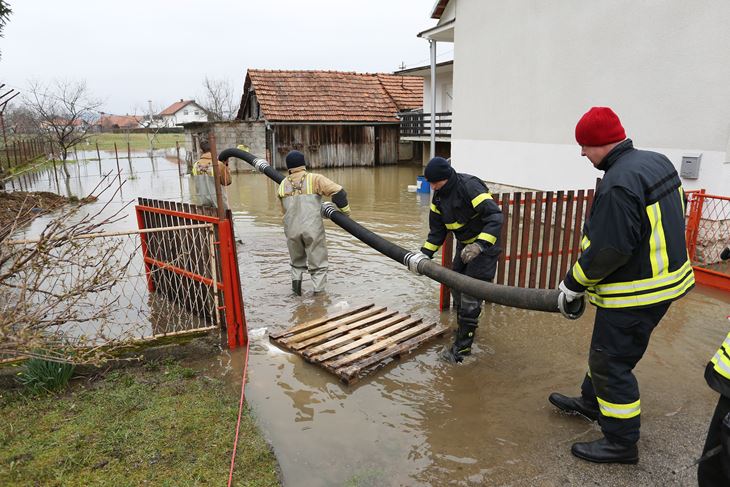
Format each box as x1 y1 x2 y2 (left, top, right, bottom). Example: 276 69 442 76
218 148 585 319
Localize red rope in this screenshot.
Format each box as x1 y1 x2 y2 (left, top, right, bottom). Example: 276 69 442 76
227 338 250 487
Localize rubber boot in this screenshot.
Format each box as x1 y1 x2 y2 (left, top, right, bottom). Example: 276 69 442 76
292 280 302 296
440 323 477 363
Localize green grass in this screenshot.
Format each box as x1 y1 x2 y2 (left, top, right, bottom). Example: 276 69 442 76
84 133 185 151
0 360 280 486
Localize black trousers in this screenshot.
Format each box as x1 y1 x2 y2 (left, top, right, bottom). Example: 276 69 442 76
451 242 499 326
698 395 730 486
579 302 670 445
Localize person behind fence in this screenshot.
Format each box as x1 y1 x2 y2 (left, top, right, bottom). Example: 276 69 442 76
697 247 730 486
416 156 503 364
278 150 350 296
549 106 695 464
191 139 231 208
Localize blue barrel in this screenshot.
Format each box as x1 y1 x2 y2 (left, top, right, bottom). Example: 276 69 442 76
416 175 431 193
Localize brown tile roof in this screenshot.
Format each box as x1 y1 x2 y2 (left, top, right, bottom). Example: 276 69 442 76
240 70 423 122
159 99 196 116
98 114 142 129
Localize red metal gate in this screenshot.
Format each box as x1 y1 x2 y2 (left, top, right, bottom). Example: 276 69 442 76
685 190 730 291
135 198 247 348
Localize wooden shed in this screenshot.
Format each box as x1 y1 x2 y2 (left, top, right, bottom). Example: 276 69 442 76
237 69 422 169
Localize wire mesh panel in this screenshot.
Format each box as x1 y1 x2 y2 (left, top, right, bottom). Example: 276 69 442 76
686 191 730 276
2 225 218 358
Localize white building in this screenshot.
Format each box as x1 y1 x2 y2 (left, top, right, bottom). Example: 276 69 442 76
416 0 730 195
159 99 208 127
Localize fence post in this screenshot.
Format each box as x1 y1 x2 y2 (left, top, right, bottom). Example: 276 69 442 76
439 233 454 311
686 190 705 262
217 219 246 348
135 207 155 292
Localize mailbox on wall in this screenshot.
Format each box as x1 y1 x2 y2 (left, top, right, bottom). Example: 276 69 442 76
680 153 702 179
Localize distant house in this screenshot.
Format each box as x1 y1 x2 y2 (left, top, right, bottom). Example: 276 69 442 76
159 100 207 127
237 69 423 169
97 114 143 131
395 60 453 164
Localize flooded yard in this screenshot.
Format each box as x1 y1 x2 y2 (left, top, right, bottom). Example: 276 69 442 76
9 151 730 485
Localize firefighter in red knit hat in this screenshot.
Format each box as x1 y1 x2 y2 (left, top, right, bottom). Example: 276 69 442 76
549 107 695 464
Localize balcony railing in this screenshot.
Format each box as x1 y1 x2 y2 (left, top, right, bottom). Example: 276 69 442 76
398 111 452 138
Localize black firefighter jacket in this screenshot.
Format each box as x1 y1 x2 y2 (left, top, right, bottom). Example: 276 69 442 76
563 139 695 309
420 172 503 258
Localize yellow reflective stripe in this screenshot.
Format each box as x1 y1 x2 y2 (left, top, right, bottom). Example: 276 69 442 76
445 221 465 230
597 397 640 419
679 187 686 214
587 269 694 308
581 235 591 251
471 192 493 208
647 202 669 276
476 232 497 245
338 205 350 213
430 203 441 215
586 368 592 378
571 261 601 287
711 348 730 380
423 241 440 252
593 260 692 295
278 182 286 197
306 174 313 194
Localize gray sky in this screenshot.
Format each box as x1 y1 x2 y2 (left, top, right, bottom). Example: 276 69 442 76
1 0 450 115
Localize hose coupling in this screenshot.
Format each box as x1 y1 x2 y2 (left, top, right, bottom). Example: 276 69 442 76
321 202 338 219
252 158 270 173
558 293 586 320
404 251 428 275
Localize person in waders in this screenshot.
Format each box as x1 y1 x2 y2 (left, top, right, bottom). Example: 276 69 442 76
698 248 730 486
278 150 350 296
550 107 694 464
417 156 503 363
191 139 231 208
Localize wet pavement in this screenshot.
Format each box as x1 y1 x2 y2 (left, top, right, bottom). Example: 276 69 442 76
11 154 730 486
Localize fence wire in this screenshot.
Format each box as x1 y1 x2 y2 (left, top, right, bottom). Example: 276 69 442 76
2 224 219 357
687 192 730 274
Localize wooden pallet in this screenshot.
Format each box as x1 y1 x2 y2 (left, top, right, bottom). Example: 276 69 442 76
269 303 448 384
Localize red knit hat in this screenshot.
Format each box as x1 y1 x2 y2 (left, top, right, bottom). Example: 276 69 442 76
575 107 626 146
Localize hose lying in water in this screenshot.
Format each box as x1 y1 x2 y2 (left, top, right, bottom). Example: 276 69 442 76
218 148 585 319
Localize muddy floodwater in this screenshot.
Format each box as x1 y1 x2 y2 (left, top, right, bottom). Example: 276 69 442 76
12 152 730 486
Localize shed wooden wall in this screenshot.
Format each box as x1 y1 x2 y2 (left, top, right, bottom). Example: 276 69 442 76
272 124 399 169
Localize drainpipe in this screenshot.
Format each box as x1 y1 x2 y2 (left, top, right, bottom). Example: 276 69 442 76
429 39 437 160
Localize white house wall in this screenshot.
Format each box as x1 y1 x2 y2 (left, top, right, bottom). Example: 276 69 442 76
423 66 454 114
449 0 730 194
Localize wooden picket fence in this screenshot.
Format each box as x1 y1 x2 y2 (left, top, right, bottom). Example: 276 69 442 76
441 189 595 308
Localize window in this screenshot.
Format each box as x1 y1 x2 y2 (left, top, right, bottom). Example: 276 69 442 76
194 110 200 115
183 110 189 115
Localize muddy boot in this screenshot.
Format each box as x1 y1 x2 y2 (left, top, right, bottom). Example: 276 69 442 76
439 323 477 363
292 280 302 296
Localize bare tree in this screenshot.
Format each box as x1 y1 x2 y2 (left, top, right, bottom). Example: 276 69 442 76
200 77 236 121
0 177 143 364
24 80 102 176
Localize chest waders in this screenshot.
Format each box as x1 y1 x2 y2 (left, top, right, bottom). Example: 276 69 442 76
280 174 328 295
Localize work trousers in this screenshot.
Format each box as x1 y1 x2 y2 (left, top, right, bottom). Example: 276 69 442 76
698 394 730 486
450 242 499 326
579 302 670 445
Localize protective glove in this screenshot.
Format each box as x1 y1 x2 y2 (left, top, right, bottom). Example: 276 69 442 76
559 280 584 303
460 242 483 264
